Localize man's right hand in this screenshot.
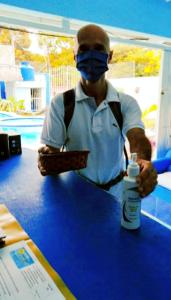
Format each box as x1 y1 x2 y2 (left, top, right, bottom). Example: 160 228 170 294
38 145 60 176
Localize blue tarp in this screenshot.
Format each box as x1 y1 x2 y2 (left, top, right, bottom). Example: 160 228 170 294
0 0 171 38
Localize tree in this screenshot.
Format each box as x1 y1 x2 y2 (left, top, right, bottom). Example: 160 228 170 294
0 28 31 48
111 45 161 76
38 35 75 69
0 28 161 76
0 28 11 44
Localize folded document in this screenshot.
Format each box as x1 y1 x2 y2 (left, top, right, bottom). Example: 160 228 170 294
0 204 76 300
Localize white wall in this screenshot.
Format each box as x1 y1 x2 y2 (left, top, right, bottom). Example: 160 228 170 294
5 74 46 111
156 50 171 158
109 76 160 111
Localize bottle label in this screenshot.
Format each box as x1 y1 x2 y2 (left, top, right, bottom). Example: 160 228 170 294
121 180 141 229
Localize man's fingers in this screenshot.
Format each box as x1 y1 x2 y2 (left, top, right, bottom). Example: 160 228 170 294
135 159 158 197
38 145 60 176
137 167 158 197
38 146 51 154
38 161 47 176
38 145 60 154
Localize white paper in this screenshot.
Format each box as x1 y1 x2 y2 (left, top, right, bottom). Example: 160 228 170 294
158 172 171 190
0 241 65 300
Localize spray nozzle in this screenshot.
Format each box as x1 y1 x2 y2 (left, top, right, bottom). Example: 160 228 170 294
128 152 140 177
131 153 138 164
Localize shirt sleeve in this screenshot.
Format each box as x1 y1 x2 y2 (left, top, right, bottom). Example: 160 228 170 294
40 94 66 148
120 93 145 136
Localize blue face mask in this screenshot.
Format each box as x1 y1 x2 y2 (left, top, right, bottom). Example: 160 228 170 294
76 49 109 82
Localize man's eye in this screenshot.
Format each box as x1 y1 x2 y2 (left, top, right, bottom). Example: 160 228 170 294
79 45 89 52
95 45 106 51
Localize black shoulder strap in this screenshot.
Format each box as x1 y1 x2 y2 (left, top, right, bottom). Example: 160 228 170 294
108 102 123 130
63 89 75 130
108 99 129 168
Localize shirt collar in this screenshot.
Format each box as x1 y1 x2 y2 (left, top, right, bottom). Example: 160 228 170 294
75 82 89 101
75 80 120 102
105 81 120 103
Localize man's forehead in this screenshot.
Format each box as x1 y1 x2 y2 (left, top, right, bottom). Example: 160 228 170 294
74 24 110 52
77 27 107 43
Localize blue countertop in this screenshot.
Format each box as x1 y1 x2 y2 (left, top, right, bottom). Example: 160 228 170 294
0 148 171 300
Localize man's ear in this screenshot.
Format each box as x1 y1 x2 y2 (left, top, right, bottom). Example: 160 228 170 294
73 50 76 62
108 50 113 63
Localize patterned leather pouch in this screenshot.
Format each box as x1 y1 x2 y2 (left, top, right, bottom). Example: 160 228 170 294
39 150 90 174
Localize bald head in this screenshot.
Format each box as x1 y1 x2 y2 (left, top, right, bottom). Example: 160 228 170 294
74 24 113 83
74 24 111 54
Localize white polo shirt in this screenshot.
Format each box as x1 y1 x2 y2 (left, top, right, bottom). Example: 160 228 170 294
41 81 144 200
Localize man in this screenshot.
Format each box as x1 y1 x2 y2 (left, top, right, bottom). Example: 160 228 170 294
38 24 157 200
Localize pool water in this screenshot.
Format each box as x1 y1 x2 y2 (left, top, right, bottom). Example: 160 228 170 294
0 112 14 119
0 117 43 126
0 115 44 149
2 127 42 149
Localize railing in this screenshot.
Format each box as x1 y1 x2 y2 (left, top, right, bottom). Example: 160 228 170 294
31 88 42 112
49 62 135 97
49 66 80 97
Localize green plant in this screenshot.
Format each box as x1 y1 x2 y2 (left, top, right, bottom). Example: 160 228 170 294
142 104 158 130
0 99 14 111
6 96 25 112
142 104 157 119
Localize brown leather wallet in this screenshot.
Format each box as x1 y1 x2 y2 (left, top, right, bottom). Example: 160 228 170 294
39 150 90 174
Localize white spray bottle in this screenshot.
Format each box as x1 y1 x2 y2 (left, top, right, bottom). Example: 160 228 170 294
121 153 141 230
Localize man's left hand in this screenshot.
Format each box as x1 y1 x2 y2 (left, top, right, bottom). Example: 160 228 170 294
136 159 158 197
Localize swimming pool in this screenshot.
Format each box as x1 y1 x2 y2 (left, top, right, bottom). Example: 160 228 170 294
0 115 44 149
0 112 15 119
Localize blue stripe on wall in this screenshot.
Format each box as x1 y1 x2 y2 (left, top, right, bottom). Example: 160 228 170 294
1 0 171 38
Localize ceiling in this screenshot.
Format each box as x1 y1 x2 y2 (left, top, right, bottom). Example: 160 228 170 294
1 3 171 50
